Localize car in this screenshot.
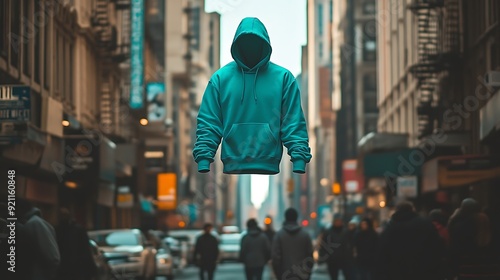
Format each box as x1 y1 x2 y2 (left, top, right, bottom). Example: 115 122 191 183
88 229 157 280
89 239 116 280
164 236 187 269
147 230 176 279
218 233 242 262
221 226 240 234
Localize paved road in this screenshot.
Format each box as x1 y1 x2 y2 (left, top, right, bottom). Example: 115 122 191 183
158 262 344 280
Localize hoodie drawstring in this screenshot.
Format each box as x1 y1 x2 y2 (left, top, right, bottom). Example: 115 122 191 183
240 68 246 103
241 67 260 103
253 67 259 102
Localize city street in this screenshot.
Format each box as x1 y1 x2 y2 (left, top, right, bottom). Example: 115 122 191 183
158 263 338 280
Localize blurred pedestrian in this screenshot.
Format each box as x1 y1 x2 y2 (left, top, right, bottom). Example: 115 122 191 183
263 215 277 280
272 208 313 280
353 218 378 280
194 223 219 280
240 218 271 280
429 208 453 279
429 209 450 245
319 216 355 280
15 198 60 280
263 215 276 246
448 198 500 279
55 208 97 280
376 201 442 280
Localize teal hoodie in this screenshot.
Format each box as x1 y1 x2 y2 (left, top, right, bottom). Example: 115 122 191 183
193 17 311 174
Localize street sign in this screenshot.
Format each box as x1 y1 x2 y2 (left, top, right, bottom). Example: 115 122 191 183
0 86 31 122
397 176 418 198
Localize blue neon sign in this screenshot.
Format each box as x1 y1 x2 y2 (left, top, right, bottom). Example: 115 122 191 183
130 0 145 109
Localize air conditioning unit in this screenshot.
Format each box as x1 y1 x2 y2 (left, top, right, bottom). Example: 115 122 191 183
484 71 500 90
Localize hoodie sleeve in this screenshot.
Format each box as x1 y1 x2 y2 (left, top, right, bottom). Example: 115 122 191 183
281 77 312 173
193 80 223 173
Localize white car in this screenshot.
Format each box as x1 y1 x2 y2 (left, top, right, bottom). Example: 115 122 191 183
218 233 242 262
88 229 157 279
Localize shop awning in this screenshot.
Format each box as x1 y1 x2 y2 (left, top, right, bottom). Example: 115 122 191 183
422 154 500 192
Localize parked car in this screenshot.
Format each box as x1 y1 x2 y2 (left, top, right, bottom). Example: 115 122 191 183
221 226 240 234
164 236 187 269
148 230 175 279
218 233 242 262
88 229 157 280
89 239 116 280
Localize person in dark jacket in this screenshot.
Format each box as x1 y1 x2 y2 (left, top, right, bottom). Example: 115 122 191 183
194 223 219 280
376 201 442 280
240 218 271 280
354 218 378 280
272 208 314 280
55 208 97 280
319 216 355 280
15 198 61 280
448 198 500 279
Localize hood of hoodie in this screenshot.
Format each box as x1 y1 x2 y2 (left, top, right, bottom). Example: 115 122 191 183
248 228 262 237
283 222 302 234
230 17 272 103
23 207 41 221
231 17 271 72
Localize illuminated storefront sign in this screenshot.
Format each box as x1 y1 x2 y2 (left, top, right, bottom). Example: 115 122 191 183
130 0 145 109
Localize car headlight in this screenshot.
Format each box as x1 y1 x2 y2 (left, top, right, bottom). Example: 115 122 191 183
159 258 172 265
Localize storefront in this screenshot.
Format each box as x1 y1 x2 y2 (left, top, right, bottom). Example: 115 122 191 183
421 154 500 212
61 133 117 229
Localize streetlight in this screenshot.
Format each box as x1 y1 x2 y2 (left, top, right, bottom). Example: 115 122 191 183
62 120 70 127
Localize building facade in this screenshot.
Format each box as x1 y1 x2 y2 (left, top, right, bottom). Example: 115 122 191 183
0 0 167 230
376 0 500 212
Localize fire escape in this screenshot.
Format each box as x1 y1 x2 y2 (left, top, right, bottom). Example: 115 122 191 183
92 0 132 138
409 0 460 138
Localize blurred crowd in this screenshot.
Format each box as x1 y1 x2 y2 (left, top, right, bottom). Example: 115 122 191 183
316 199 500 280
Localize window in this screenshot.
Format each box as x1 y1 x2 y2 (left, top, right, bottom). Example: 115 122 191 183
363 91 378 113
209 44 214 68
69 43 74 106
34 0 41 83
10 0 20 68
363 37 376 61
190 7 200 50
329 0 333 22
319 42 323 58
23 0 31 77
44 3 50 89
363 74 377 91
363 1 376 15
318 4 323 35
0 0 7 57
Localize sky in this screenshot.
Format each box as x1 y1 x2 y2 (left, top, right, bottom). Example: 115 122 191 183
205 0 307 77
205 0 307 208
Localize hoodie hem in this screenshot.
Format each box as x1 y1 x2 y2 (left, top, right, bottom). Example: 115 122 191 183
222 158 280 174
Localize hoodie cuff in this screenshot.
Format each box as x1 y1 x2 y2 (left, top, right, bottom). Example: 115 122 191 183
292 159 306 174
198 159 211 173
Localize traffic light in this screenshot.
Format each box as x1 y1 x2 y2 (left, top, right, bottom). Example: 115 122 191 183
264 217 272 225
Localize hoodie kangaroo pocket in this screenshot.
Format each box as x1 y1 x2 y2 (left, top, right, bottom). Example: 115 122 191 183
222 123 278 160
